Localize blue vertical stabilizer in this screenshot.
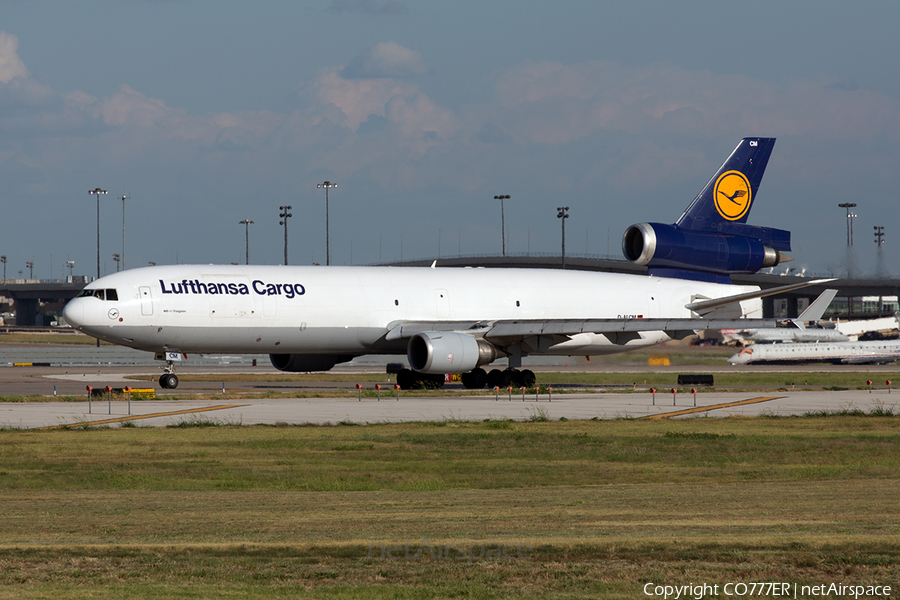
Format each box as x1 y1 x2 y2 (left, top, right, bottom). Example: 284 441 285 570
622 137 792 283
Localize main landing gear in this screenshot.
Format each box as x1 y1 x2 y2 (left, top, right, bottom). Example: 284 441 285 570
462 368 536 389
484 368 535 389
396 367 536 390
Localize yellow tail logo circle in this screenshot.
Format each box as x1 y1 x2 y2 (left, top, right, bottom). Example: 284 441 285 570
714 170 752 220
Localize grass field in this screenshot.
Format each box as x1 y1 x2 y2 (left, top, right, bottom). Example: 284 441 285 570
0 416 898 598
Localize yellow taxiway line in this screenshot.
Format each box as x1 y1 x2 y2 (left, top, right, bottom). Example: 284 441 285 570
35 404 248 430
641 396 785 419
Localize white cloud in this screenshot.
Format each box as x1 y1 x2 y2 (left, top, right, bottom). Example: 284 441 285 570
99 85 175 128
304 69 418 130
0 32 28 83
341 42 429 79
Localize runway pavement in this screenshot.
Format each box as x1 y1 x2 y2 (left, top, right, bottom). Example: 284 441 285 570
2 388 897 430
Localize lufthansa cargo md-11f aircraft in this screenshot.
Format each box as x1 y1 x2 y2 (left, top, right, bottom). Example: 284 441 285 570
63 138 830 389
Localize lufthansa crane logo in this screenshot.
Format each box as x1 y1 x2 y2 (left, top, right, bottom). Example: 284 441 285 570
713 170 752 220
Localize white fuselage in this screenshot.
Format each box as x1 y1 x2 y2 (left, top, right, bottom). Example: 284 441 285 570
63 264 761 360
729 340 900 365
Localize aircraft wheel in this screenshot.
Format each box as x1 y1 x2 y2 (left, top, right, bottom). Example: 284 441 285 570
520 369 536 388
486 369 503 389
397 369 415 390
461 368 487 389
424 373 445 389
159 373 179 389
495 369 513 389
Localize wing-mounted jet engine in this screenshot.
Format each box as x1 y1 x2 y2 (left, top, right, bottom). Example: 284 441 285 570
622 138 792 283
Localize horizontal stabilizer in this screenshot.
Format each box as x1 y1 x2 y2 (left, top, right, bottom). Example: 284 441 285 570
685 278 837 315
717 222 791 252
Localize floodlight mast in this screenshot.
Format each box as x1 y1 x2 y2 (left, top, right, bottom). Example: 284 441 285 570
89 188 108 279
557 206 569 269
317 181 337 265
838 202 857 247
494 195 511 256
120 194 129 270
279 207 292 266
239 219 254 265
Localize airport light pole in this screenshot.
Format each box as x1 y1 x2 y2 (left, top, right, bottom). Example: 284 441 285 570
66 260 74 278
317 181 337 265
557 206 569 269
874 226 885 246
112 254 120 272
1 256 6 281
120 193 129 270
494 195 510 256
279 206 292 266
26 261 33 279
239 219 254 265
89 188 108 279
838 202 857 246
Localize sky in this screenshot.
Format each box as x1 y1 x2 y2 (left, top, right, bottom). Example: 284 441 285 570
2 0 900 280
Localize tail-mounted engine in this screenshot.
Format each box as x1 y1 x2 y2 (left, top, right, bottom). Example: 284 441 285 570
622 222 790 283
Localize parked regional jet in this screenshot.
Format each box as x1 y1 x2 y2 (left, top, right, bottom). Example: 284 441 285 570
721 289 849 344
63 138 830 389
729 340 900 365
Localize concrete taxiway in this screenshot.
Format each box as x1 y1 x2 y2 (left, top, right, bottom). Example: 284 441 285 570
2 389 897 430
2 344 899 429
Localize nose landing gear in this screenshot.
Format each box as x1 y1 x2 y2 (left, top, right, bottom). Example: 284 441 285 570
157 357 180 389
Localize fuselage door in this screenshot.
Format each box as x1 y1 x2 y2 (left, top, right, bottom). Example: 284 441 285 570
139 286 153 316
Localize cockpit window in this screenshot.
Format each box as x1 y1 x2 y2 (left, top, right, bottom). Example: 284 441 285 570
77 289 119 301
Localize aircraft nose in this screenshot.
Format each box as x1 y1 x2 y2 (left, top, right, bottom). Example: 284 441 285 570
62 300 84 328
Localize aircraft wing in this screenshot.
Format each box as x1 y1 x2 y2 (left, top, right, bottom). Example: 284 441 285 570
388 317 778 346
386 278 833 345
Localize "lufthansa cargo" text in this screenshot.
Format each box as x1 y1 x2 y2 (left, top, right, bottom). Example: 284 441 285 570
159 279 306 298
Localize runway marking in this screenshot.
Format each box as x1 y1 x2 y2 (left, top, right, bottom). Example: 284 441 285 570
641 396 784 419
34 404 248 430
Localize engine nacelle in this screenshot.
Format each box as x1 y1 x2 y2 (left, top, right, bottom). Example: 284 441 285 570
622 222 785 279
269 353 356 372
407 331 498 374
